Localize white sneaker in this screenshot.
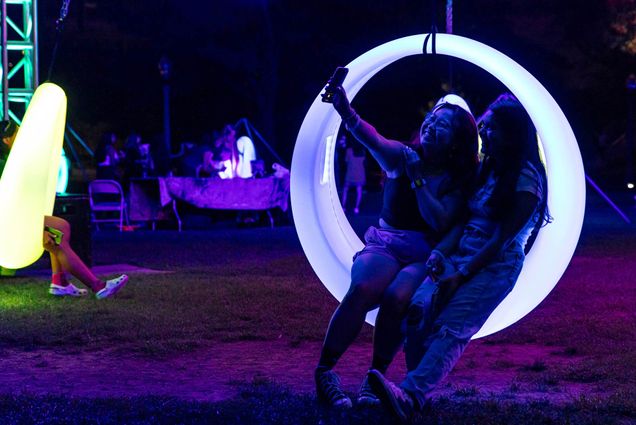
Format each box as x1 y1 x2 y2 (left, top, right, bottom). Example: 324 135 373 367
49 283 88 297
95 275 129 299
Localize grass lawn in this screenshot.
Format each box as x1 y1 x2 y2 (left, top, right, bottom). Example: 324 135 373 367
1 200 635 424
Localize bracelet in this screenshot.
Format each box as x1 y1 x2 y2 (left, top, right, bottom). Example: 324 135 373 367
410 178 426 189
430 249 446 261
344 113 361 132
341 109 357 121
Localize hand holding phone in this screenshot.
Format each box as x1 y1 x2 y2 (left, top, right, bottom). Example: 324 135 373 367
321 67 349 103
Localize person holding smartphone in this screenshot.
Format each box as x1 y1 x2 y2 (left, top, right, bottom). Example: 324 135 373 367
314 71 479 408
0 120 128 299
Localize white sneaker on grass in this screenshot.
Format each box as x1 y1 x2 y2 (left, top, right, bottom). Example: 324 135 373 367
95 275 129 299
49 283 88 297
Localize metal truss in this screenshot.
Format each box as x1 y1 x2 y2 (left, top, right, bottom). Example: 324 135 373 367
1 0 38 123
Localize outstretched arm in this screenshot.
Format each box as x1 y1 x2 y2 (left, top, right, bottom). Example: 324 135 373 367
331 86 405 173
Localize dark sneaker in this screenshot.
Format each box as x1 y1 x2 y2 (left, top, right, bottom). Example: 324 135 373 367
367 369 415 421
356 373 381 406
315 369 353 408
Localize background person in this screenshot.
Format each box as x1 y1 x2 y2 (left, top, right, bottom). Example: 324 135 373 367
341 140 366 214
95 132 123 181
0 120 128 299
45 216 129 299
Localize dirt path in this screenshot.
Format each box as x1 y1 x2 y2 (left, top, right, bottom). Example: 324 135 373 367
0 339 607 404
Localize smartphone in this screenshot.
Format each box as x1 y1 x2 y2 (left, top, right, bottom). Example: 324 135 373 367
44 226 64 245
321 67 349 103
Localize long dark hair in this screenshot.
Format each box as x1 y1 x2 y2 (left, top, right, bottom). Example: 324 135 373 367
435 103 480 196
479 94 551 250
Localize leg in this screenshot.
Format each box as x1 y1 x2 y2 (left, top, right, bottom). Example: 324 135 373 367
372 262 428 373
44 216 103 292
404 258 458 371
400 264 519 408
341 183 350 210
318 252 401 369
404 277 439 371
354 184 363 213
316 251 401 407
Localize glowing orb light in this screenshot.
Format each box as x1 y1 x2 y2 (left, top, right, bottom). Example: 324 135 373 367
0 83 67 269
56 149 70 194
291 34 585 338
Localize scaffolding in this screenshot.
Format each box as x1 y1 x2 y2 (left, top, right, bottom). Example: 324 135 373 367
0 0 38 123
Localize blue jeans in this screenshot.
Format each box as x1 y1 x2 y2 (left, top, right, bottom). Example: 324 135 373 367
401 227 525 407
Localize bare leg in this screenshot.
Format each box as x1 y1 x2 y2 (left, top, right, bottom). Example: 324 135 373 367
341 184 350 210
318 252 401 369
372 262 428 373
354 185 363 213
44 216 104 293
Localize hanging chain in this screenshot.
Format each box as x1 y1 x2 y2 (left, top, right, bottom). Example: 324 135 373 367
57 0 71 30
423 0 438 55
48 0 72 81
446 0 452 34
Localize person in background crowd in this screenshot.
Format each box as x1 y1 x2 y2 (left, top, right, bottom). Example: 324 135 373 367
123 133 154 180
95 132 123 181
217 124 238 179
341 140 366 214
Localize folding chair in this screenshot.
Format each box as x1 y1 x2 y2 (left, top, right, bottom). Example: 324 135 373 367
88 179 128 231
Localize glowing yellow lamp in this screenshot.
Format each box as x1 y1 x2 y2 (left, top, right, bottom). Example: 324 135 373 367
0 83 67 269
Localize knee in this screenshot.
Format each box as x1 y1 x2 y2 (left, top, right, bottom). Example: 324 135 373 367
344 282 382 311
381 286 412 316
45 216 71 236
427 321 473 343
406 302 425 326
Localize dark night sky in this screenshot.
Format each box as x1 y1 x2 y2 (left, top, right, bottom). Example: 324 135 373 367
35 0 635 184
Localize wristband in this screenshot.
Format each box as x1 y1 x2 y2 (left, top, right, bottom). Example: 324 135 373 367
343 112 361 132
430 249 446 261
341 109 357 121
410 178 426 189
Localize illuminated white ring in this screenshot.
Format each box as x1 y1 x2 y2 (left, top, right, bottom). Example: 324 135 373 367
291 34 585 338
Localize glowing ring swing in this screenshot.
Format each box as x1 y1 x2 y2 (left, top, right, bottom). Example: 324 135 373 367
291 34 585 338
0 83 67 269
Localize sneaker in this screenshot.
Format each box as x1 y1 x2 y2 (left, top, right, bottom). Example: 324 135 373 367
356 374 381 406
49 283 88 297
315 369 353 409
95 275 129 299
367 369 415 421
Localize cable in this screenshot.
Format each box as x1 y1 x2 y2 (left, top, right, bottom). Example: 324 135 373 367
46 0 72 82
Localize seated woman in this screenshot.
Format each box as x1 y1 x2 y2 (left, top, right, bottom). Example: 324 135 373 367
44 216 128 299
0 120 128 299
314 84 479 408
366 94 550 421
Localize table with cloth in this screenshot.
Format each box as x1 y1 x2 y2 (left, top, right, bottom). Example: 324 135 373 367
129 176 290 229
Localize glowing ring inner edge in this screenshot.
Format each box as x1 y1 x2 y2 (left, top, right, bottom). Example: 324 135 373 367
291 34 585 338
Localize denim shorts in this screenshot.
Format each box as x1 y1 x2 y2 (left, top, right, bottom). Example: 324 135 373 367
353 226 433 266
